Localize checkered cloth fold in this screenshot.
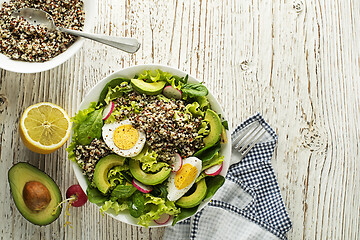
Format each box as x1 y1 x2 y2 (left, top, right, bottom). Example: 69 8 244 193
163 114 292 240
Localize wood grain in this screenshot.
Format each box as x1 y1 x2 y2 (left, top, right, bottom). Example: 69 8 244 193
1 0 360 239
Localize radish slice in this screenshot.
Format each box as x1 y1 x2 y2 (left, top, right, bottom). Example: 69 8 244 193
170 153 183 172
154 213 171 225
102 101 114 120
204 163 223 176
132 179 153 193
163 86 182 100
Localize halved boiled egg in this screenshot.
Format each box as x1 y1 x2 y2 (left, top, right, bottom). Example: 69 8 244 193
102 119 146 157
167 157 202 201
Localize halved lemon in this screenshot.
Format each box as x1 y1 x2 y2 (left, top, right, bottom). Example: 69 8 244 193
19 102 72 154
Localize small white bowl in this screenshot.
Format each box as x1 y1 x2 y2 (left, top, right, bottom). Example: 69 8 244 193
71 65 231 227
0 0 95 73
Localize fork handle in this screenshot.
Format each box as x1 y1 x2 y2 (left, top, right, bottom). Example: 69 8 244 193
58 27 141 54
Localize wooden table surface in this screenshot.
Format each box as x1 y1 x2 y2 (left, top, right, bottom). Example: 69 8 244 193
1 0 359 239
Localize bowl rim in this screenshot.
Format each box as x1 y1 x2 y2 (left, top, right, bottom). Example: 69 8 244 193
71 64 231 227
0 0 95 73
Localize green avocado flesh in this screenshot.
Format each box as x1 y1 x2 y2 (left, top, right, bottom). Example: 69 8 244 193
129 159 171 185
176 179 207 208
130 79 166 95
8 162 62 226
203 109 222 147
94 154 126 194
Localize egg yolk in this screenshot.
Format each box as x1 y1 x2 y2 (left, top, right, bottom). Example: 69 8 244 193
175 164 198 190
113 124 139 150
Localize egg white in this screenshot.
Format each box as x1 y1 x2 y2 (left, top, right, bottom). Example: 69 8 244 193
167 157 202 202
102 119 146 157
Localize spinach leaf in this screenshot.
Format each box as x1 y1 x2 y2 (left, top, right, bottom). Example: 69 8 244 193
182 83 208 98
111 185 137 199
77 109 103 145
87 186 108 205
194 141 221 162
98 77 130 106
222 120 229 130
204 175 225 201
172 206 199 226
121 171 133 183
151 183 168 199
128 191 145 218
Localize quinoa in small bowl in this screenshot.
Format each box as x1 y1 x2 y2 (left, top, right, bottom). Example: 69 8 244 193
0 0 95 73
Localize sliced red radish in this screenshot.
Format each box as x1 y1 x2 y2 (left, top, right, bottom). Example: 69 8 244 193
170 153 183 172
154 213 171 225
102 101 114 120
204 163 223 176
163 86 182 100
66 184 88 207
132 179 153 193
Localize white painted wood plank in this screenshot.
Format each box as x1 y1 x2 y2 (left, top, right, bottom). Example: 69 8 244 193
1 0 360 239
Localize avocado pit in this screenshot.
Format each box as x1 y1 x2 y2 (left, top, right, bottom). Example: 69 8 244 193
23 181 51 211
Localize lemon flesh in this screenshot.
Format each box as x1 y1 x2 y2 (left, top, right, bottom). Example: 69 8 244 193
20 103 71 154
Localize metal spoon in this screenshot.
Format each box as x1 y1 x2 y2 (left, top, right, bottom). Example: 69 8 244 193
11 8 141 54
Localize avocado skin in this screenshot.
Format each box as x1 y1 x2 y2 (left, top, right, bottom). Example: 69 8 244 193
8 162 62 226
129 159 171 185
93 154 126 194
203 109 222 147
176 179 207 208
130 79 166 95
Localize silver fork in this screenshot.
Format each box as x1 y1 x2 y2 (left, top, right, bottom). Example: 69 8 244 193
230 120 267 165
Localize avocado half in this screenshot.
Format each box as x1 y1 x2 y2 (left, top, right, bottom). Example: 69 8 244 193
176 179 207 208
93 154 126 194
129 159 171 185
8 162 62 226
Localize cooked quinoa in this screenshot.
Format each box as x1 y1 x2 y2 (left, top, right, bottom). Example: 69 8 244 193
0 0 84 62
74 138 111 182
114 92 204 161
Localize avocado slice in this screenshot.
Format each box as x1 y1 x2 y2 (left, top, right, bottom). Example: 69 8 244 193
203 109 222 147
220 125 227 144
8 162 62 226
130 79 166 95
176 179 207 208
93 154 126 194
129 159 171 185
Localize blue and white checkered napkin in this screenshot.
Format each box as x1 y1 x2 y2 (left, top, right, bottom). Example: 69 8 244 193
163 114 292 240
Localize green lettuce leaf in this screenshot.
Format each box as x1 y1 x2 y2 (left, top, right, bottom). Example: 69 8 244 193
137 69 184 89
143 162 169 172
138 197 181 227
104 82 133 104
185 102 204 117
101 200 129 215
107 165 131 188
197 96 210 110
98 77 130 106
197 119 210 138
132 145 158 168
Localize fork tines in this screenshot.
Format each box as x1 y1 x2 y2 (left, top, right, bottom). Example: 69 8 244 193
232 121 267 156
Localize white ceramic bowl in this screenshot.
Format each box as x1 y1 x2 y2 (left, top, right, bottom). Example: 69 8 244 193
71 65 231 227
0 0 95 73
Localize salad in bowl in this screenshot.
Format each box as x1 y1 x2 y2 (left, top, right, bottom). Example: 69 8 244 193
68 65 230 227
